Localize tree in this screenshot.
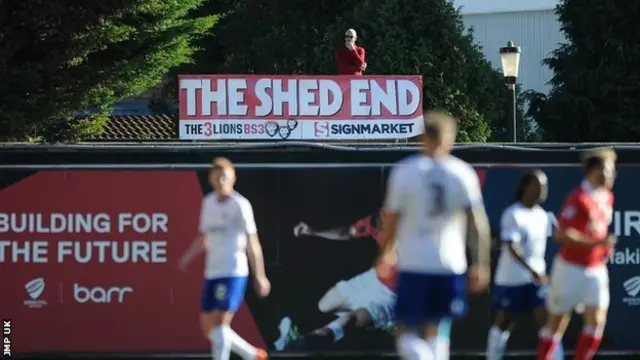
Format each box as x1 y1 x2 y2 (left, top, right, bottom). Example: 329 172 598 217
314 0 513 141
212 0 361 75
0 0 217 141
172 0 510 142
525 0 640 142
493 87 544 143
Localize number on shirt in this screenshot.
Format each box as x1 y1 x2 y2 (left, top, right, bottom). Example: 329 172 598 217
215 284 227 301
429 182 445 216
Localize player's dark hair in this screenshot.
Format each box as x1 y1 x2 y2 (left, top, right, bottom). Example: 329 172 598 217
514 171 540 202
583 156 605 174
582 148 616 174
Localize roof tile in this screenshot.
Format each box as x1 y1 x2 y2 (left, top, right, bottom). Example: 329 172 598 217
97 114 177 140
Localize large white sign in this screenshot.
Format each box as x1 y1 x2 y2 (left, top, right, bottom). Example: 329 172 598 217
178 75 424 140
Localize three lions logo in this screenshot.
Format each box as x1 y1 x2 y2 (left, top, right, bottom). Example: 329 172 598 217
265 120 299 139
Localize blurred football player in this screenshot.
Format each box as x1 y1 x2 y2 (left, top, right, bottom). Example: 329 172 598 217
179 157 270 360
537 149 616 360
378 111 492 360
486 170 563 360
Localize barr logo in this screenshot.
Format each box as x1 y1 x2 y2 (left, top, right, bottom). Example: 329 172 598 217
73 284 133 304
623 276 640 297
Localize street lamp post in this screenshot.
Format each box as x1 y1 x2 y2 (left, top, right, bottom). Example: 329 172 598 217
499 41 521 143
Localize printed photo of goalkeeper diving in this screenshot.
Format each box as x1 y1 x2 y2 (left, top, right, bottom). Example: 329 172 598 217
274 208 398 350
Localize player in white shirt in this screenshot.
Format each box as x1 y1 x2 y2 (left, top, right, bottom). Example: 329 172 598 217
179 157 270 360
377 111 492 360
486 170 563 360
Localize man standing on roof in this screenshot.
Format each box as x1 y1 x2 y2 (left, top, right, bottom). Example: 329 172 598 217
336 29 367 75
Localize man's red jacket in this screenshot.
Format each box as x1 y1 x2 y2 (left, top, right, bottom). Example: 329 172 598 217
336 45 366 75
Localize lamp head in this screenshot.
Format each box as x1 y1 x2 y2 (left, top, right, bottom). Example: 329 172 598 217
499 40 521 82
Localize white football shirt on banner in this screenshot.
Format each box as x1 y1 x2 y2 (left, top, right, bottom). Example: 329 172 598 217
384 155 483 275
494 202 548 285
199 191 257 279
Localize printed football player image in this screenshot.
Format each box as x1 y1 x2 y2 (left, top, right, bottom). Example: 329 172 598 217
273 209 397 350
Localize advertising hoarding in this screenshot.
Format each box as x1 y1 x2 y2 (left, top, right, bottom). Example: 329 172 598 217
178 75 423 140
2 164 640 354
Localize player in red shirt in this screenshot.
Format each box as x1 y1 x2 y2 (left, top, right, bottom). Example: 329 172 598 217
537 149 617 360
272 209 396 350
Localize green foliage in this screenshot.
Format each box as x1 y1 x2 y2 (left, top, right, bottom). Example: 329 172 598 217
318 0 503 142
495 86 544 143
0 0 217 142
211 0 361 75
176 0 512 142
525 0 640 142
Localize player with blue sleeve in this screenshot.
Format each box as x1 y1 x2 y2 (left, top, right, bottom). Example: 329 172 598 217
377 111 492 360
179 157 269 360
486 171 563 360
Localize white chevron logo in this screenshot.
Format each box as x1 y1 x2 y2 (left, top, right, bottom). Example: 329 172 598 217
623 276 640 297
25 277 45 300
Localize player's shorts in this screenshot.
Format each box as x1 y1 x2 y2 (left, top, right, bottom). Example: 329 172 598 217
200 276 248 312
547 256 609 314
333 268 396 329
394 271 467 327
492 283 546 312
